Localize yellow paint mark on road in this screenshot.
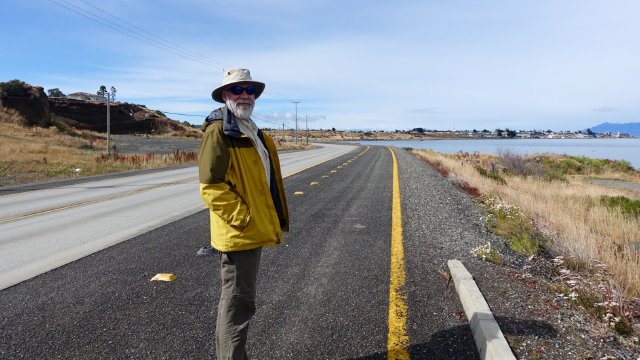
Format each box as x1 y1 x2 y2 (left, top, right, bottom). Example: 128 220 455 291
387 147 409 360
294 191 304 195
310 182 319 186
150 273 176 282
322 175 329 178
330 170 338 173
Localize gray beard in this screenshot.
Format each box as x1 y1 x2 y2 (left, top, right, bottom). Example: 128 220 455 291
225 98 254 120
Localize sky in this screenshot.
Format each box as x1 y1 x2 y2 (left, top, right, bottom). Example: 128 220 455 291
1 0 639 131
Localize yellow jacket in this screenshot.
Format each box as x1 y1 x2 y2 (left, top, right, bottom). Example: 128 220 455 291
198 107 289 252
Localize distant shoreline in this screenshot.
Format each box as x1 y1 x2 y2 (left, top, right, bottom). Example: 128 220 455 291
356 138 640 170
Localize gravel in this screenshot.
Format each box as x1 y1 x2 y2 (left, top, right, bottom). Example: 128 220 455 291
393 147 640 360
111 134 201 154
589 179 640 199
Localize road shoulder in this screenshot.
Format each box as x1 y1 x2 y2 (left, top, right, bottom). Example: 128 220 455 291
394 147 639 359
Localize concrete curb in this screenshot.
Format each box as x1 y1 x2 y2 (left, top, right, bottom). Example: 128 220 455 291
448 259 516 360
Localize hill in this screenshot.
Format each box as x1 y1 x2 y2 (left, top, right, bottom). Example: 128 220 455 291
0 80 198 136
589 122 640 136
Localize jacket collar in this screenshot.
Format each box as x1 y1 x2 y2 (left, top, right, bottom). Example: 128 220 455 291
203 106 255 139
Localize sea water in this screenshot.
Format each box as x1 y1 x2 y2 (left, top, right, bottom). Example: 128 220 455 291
356 138 640 170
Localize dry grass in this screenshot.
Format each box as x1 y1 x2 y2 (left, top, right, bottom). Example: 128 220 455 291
412 149 640 298
0 106 27 125
274 140 314 151
0 110 311 187
0 113 198 186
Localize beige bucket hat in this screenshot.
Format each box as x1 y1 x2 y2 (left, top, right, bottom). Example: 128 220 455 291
211 68 265 103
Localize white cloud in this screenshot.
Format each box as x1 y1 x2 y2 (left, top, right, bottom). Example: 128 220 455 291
7 0 640 130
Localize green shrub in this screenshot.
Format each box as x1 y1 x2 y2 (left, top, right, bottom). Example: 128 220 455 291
600 195 640 219
481 195 543 256
0 79 29 96
541 155 636 176
47 88 65 97
575 291 606 318
613 318 634 336
508 233 540 257
558 158 583 173
474 165 507 185
541 168 567 182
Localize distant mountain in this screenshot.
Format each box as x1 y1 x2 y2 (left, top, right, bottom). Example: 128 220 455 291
589 122 640 136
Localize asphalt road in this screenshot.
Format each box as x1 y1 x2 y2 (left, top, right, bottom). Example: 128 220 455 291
0 145 484 359
0 143 356 291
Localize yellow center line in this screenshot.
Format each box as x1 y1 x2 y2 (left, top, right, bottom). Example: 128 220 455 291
283 145 369 178
387 147 410 359
0 177 197 224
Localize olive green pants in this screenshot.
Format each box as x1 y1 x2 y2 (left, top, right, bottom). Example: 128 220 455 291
216 248 262 360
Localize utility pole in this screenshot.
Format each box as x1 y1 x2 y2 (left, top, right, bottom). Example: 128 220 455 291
106 92 111 155
305 115 309 145
292 101 300 143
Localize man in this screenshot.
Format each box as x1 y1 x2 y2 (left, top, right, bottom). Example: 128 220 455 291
198 68 289 359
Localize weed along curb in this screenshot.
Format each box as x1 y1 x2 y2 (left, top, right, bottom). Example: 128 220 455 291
447 259 516 360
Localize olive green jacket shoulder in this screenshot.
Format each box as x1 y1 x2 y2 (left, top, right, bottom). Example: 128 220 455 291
198 107 289 252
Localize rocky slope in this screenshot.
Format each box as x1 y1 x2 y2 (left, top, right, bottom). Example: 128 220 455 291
48 98 188 134
0 81 192 134
0 83 51 127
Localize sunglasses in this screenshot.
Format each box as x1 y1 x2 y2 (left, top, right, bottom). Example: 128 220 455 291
227 85 257 96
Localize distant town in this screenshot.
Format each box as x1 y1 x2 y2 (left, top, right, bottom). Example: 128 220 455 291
397 128 634 139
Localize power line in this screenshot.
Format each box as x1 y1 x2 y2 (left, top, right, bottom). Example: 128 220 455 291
32 2 304 120
159 111 295 130
75 0 226 69
161 111 207 117
251 114 294 129
47 0 299 103
48 0 226 68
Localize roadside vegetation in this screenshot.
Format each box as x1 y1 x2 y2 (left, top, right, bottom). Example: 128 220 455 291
412 148 640 336
0 108 198 186
0 107 313 187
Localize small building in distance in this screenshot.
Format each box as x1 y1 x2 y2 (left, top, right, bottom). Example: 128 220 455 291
613 132 631 138
67 92 107 102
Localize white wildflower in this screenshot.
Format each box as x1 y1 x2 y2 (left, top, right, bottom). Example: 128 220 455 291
552 256 564 266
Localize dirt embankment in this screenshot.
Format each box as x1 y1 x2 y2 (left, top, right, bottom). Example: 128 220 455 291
49 99 191 134
1 81 197 135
